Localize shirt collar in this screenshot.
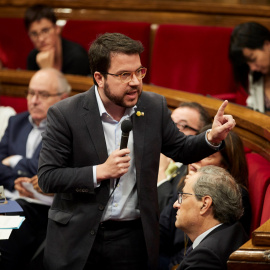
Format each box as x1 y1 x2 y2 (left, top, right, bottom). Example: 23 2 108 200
94 85 136 120
192 223 222 249
28 115 47 129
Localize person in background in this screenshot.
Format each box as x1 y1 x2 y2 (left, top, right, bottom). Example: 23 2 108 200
229 22 270 114
159 128 251 270
0 68 70 270
174 165 248 270
157 102 212 213
37 32 235 270
0 68 70 192
25 4 90 76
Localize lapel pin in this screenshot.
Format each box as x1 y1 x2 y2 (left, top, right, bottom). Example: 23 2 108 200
136 111 144 117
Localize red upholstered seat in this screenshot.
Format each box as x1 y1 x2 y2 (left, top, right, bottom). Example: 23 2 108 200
261 184 270 226
0 96 27 113
61 20 151 83
0 18 33 69
246 152 270 232
150 24 247 105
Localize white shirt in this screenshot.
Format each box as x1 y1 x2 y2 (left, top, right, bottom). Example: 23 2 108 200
192 223 222 249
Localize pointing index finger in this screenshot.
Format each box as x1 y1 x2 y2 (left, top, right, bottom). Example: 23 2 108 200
216 100 228 118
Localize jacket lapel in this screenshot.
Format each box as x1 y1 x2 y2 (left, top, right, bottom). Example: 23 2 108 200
82 87 108 165
132 97 146 191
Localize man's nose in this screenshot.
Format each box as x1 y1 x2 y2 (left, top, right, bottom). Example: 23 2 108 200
129 73 140 85
173 200 180 209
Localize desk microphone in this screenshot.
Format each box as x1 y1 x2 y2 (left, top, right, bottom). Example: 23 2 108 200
115 119 133 188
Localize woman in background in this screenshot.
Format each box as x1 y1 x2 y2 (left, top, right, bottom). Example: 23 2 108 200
229 22 270 114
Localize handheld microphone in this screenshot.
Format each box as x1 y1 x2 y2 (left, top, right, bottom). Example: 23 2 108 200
115 119 133 188
120 119 133 149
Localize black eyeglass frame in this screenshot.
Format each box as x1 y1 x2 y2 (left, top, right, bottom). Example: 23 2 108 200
175 122 199 133
177 192 202 204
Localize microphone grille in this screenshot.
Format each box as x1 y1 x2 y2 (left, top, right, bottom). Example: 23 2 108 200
121 119 133 133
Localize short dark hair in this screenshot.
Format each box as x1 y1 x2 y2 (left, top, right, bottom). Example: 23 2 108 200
24 4 57 31
88 33 144 85
229 22 270 90
178 102 212 130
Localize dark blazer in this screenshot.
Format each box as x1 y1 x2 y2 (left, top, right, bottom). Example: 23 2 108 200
38 87 218 270
0 111 41 191
177 223 248 270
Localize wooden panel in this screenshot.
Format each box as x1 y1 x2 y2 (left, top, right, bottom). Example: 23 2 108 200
2 1 270 28
228 219 270 270
252 220 270 246
1 69 270 162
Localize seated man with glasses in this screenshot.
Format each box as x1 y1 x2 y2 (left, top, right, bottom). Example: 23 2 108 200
0 67 70 269
25 4 90 76
157 102 212 213
0 67 70 192
173 165 248 270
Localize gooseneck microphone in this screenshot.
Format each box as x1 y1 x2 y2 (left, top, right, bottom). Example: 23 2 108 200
120 119 133 150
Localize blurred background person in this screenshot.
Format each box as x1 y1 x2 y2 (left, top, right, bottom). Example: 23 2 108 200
25 4 90 76
0 68 70 270
229 21 270 114
157 102 212 213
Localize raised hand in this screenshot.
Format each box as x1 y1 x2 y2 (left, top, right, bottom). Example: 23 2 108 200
208 100 236 144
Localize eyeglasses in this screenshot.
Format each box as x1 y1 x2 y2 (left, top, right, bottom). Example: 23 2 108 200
26 90 64 100
175 121 199 133
29 26 54 40
103 67 147 84
177 192 201 204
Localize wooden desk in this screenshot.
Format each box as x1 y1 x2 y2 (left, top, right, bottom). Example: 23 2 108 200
228 219 270 270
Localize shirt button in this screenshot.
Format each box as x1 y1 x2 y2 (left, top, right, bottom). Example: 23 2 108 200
114 203 118 207
90 230 95 235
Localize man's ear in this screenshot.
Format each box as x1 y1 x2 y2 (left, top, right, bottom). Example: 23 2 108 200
199 195 212 214
94 72 104 88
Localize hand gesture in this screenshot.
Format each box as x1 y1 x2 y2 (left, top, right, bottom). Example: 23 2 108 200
208 100 236 144
36 48 55 69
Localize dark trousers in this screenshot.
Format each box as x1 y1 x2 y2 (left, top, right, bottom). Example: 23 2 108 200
0 199 49 270
84 219 148 270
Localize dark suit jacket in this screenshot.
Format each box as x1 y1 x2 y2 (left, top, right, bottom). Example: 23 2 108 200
0 111 41 191
177 223 248 270
38 87 218 270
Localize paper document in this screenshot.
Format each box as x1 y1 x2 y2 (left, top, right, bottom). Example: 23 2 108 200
21 182 53 206
0 229 12 240
0 215 25 229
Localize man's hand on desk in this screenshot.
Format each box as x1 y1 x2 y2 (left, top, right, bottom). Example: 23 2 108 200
15 175 54 197
14 177 34 198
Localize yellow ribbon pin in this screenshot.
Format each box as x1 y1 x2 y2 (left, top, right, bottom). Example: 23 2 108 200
136 111 144 116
